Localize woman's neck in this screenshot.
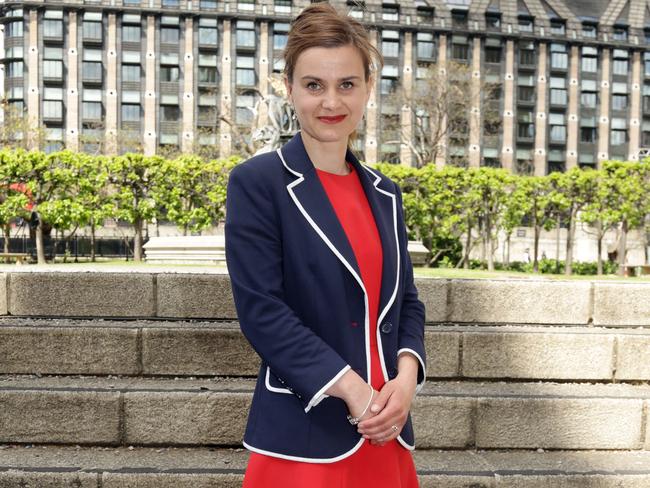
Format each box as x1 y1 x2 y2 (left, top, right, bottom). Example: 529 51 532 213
301 131 350 175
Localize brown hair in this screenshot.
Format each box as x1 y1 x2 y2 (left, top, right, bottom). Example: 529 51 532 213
283 2 383 84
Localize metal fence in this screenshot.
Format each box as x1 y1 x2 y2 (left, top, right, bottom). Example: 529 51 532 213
0 236 135 261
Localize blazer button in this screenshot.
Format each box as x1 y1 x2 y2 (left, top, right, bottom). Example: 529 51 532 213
380 322 393 334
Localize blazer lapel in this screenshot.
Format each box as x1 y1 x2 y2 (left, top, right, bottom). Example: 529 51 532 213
277 134 364 291
348 153 399 327
277 133 400 325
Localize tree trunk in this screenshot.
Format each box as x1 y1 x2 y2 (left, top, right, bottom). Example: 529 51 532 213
35 218 46 264
555 220 561 274
133 218 144 261
597 232 604 275
463 222 472 269
3 225 10 262
505 233 511 267
533 223 541 273
617 219 628 277
90 218 96 262
486 214 494 272
565 207 576 275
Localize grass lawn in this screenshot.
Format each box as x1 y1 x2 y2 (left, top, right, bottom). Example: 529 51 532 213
9 257 647 281
412 266 650 281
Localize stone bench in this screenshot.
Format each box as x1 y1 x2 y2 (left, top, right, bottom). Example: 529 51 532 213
143 236 225 264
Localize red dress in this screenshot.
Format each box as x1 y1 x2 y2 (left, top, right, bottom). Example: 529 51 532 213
242 164 419 488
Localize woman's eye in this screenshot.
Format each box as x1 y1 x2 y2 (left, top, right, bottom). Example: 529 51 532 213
306 82 321 90
341 81 354 89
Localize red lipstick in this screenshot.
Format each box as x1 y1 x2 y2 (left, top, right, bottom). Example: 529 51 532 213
318 115 347 124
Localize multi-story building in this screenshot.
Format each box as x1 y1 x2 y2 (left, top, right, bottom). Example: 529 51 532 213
1 0 649 174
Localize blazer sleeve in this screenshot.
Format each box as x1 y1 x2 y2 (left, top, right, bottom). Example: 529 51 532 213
225 163 351 413
394 183 427 394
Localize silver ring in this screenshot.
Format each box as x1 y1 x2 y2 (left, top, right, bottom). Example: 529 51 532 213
391 425 398 432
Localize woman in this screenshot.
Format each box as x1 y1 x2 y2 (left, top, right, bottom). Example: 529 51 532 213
225 3 426 486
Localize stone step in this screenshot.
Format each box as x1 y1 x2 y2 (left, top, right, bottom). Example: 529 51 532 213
2 269 649 326
1 375 649 451
2 317 649 381
1 445 649 487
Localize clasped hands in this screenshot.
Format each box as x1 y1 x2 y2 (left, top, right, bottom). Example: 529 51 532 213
352 376 416 447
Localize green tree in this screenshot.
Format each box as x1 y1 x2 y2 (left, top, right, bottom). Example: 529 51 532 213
160 155 239 235
108 153 166 261
468 168 514 271
0 150 31 257
515 176 568 273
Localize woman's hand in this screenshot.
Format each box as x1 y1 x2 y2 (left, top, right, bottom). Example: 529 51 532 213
325 369 379 422
357 354 419 446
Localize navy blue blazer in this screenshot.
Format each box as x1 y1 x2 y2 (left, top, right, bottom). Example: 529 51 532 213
225 132 426 463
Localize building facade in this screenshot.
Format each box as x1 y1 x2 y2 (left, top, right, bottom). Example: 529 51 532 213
1 0 649 174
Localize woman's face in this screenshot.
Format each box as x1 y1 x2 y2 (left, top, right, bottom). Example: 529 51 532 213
285 44 372 146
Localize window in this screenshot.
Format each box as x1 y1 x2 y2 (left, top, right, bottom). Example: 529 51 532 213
451 10 467 29
43 101 63 121
550 19 565 36
612 58 628 76
517 111 534 139
348 0 366 19
517 75 535 102
122 104 140 124
486 12 500 30
382 30 399 58
581 46 598 73
645 52 650 77
519 42 535 66
451 35 469 61
83 12 103 42
236 21 256 48
236 93 256 124
416 32 434 59
7 61 23 78
273 23 289 50
612 25 628 41
123 51 141 64
238 0 255 11
43 60 63 80
518 16 534 33
198 18 218 47
161 105 181 121
382 4 399 22
380 65 398 95
82 101 102 120
5 20 23 38
580 79 598 108
122 64 141 82
416 6 434 23
642 120 650 146
485 38 501 63
236 55 256 86
161 27 179 44
43 11 64 40
160 52 179 82
122 25 141 43
274 0 291 14
611 118 627 145
580 119 597 143
582 23 597 38
549 113 567 143
198 53 218 83
82 61 103 83
550 77 567 106
612 82 628 111
612 94 628 110
200 0 217 8
550 43 568 70
160 66 180 82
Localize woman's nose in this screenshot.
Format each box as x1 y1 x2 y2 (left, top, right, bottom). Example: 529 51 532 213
321 89 342 110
